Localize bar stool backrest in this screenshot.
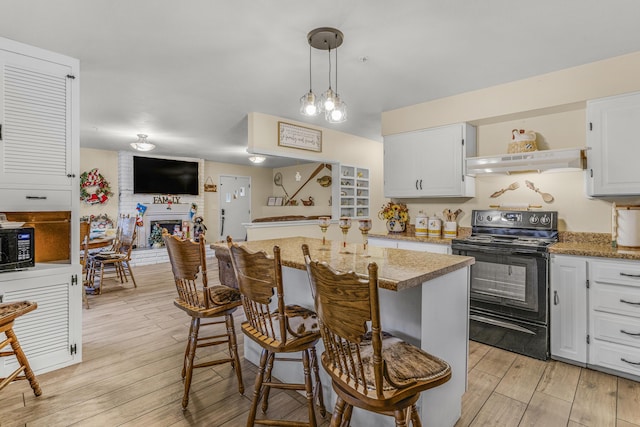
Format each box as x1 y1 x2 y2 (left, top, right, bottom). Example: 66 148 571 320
164 234 210 309
227 237 288 347
303 244 385 399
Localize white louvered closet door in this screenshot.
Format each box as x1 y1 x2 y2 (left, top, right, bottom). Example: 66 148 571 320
0 49 73 187
1 271 78 376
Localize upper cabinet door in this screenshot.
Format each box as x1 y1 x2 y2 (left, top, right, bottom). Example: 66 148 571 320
586 91 640 196
0 49 74 187
383 123 476 198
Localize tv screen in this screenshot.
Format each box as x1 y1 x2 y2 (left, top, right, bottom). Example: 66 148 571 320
133 156 199 195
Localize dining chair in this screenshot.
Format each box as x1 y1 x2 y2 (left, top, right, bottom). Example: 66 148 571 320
91 215 137 294
79 221 91 308
0 301 42 397
303 244 451 427
164 234 244 409
227 236 325 427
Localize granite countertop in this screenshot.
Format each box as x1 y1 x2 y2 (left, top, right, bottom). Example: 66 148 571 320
213 236 474 292
548 231 640 261
370 229 640 261
369 227 471 245
548 242 640 261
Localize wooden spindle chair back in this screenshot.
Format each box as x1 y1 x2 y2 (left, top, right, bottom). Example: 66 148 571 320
165 232 210 309
304 243 452 426
90 215 137 293
304 248 386 398
227 238 289 347
79 220 91 308
163 234 244 409
227 237 326 426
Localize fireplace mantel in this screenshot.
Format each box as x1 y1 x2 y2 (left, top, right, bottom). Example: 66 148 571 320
117 151 205 248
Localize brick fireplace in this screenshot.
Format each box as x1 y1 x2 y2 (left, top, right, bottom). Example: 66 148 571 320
118 151 205 249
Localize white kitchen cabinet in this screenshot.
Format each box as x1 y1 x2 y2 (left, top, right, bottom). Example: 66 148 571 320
589 258 640 379
550 255 588 364
368 237 451 254
0 41 78 194
0 37 81 375
332 164 369 218
586 91 640 196
0 265 82 376
383 123 476 198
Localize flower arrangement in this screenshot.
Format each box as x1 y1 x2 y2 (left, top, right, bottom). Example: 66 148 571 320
378 202 409 222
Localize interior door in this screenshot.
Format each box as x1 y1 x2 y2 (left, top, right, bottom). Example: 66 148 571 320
218 175 251 241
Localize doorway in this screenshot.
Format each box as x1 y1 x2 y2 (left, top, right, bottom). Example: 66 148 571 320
218 175 251 241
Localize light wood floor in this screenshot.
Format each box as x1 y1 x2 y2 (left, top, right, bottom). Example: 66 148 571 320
1 261 639 426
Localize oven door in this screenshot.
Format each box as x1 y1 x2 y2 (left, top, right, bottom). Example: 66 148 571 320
452 243 548 324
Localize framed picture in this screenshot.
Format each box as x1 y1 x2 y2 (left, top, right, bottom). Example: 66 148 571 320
267 196 276 206
275 196 284 206
278 121 322 152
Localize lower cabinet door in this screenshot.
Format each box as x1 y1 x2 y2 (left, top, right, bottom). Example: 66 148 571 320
0 267 82 376
550 255 588 364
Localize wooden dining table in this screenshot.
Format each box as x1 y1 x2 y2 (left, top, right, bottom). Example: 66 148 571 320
86 236 115 250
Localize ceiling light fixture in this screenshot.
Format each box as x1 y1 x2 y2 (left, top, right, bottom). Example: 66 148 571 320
248 155 266 164
130 134 155 151
300 27 347 124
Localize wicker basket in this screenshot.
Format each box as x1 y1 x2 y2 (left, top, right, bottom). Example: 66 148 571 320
507 139 537 153
204 176 217 192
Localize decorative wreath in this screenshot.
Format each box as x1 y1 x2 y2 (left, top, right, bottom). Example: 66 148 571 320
80 168 113 205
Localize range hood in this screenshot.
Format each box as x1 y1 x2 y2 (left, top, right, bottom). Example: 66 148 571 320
466 148 586 175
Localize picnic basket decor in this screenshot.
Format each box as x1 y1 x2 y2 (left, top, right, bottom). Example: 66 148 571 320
204 176 217 192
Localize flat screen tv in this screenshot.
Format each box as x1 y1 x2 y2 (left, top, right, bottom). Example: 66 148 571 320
133 156 199 195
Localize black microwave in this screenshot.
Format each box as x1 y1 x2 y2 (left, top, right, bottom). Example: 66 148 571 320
0 227 35 271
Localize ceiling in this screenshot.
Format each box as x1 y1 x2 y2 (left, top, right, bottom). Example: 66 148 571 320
3 0 640 168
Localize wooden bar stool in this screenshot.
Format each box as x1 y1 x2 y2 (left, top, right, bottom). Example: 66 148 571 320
227 237 325 427
303 244 451 427
0 301 42 397
163 234 244 410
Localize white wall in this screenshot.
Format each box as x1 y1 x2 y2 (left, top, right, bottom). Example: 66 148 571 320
263 162 333 217
248 112 386 233
202 161 273 241
381 51 640 233
79 148 119 224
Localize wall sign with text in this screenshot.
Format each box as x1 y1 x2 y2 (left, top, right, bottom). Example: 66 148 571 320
278 121 322 152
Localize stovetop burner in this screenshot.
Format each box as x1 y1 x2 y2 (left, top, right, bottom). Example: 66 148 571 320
462 234 555 247
453 209 558 250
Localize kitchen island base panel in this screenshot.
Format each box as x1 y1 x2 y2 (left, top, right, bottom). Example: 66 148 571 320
243 266 469 427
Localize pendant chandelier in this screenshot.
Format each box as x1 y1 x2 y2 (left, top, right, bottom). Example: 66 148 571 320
299 27 347 123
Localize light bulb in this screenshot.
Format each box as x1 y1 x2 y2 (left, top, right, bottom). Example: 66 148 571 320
304 103 317 115
330 109 343 121
299 91 320 117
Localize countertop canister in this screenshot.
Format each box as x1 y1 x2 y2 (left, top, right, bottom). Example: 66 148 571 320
415 212 429 236
428 217 442 238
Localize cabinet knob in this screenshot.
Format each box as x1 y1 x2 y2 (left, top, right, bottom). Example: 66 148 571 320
553 290 559 305
67 173 76 178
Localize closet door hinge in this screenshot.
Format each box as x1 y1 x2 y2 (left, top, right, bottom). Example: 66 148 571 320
70 344 77 355
71 274 78 286
66 74 76 80
586 279 590 289
586 335 590 344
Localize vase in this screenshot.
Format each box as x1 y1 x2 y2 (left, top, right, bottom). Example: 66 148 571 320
386 219 406 233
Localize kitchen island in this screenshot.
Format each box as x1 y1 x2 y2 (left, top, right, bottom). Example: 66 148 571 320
214 236 474 427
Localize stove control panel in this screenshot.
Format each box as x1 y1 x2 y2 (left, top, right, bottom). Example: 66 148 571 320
473 210 557 230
